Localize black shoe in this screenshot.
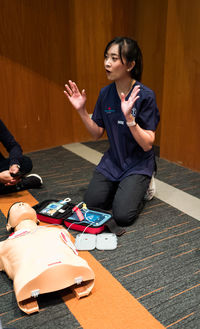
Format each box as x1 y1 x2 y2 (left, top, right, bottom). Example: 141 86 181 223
21 174 43 189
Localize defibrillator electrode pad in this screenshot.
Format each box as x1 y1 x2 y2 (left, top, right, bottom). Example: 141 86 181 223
96 233 117 250
75 233 117 251
75 234 96 250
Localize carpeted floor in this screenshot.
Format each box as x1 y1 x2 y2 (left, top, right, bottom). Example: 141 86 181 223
0 140 200 329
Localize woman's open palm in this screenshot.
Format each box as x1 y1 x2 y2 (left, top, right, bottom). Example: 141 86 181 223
64 80 86 111
121 85 140 118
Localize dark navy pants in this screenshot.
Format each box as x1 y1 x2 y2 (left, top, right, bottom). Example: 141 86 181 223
84 170 151 226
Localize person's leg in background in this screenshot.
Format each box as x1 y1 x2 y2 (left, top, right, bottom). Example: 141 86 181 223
0 155 32 174
18 155 33 175
112 174 151 226
0 155 42 195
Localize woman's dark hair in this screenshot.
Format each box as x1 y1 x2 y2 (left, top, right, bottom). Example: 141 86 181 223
104 37 143 82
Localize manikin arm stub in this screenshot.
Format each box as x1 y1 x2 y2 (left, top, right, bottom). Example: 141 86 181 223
0 240 16 283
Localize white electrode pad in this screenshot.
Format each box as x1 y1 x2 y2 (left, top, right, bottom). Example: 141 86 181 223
75 234 96 250
75 233 117 251
96 233 117 250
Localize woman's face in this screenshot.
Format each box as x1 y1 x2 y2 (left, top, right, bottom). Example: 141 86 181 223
104 44 130 81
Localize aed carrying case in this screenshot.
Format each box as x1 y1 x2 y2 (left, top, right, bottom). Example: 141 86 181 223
33 199 126 236
33 199 74 225
64 205 112 234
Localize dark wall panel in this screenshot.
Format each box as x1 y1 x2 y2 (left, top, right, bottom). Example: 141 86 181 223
160 0 200 171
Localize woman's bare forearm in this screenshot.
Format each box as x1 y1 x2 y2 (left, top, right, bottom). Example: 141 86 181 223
78 107 104 140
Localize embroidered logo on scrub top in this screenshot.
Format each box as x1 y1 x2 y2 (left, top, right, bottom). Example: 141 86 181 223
105 107 115 113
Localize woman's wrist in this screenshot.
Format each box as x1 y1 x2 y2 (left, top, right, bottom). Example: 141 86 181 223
126 114 137 127
79 107 90 120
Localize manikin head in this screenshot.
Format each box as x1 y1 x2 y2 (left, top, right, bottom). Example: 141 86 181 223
6 202 39 232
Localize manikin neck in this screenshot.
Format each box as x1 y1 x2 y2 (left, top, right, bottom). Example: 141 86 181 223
15 220 38 232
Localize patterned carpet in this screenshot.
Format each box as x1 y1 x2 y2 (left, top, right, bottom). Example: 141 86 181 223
0 140 200 329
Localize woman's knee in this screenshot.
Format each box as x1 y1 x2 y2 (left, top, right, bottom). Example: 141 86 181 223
84 189 112 209
113 208 138 226
84 171 116 209
113 201 145 226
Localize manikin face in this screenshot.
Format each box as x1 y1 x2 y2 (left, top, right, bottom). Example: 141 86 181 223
104 44 131 82
10 202 32 213
7 202 38 231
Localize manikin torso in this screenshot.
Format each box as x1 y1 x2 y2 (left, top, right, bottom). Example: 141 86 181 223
0 202 95 314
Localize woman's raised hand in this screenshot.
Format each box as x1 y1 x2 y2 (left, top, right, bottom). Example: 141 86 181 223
121 85 140 119
64 80 87 111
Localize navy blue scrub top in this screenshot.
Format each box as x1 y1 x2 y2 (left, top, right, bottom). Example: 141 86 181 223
0 119 23 167
92 81 160 181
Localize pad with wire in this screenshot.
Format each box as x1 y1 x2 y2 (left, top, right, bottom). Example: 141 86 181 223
75 234 96 250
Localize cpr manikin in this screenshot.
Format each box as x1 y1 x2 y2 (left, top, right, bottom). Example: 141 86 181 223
0 202 95 314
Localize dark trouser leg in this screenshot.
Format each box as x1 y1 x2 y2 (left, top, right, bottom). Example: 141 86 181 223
84 171 151 227
18 155 33 175
84 170 117 210
112 174 151 226
0 155 32 174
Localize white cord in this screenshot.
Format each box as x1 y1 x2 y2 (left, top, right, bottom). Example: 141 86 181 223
75 222 95 242
82 222 94 234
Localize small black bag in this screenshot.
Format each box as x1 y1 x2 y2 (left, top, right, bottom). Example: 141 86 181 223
33 199 74 225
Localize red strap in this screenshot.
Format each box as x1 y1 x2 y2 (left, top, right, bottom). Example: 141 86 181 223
72 206 84 221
